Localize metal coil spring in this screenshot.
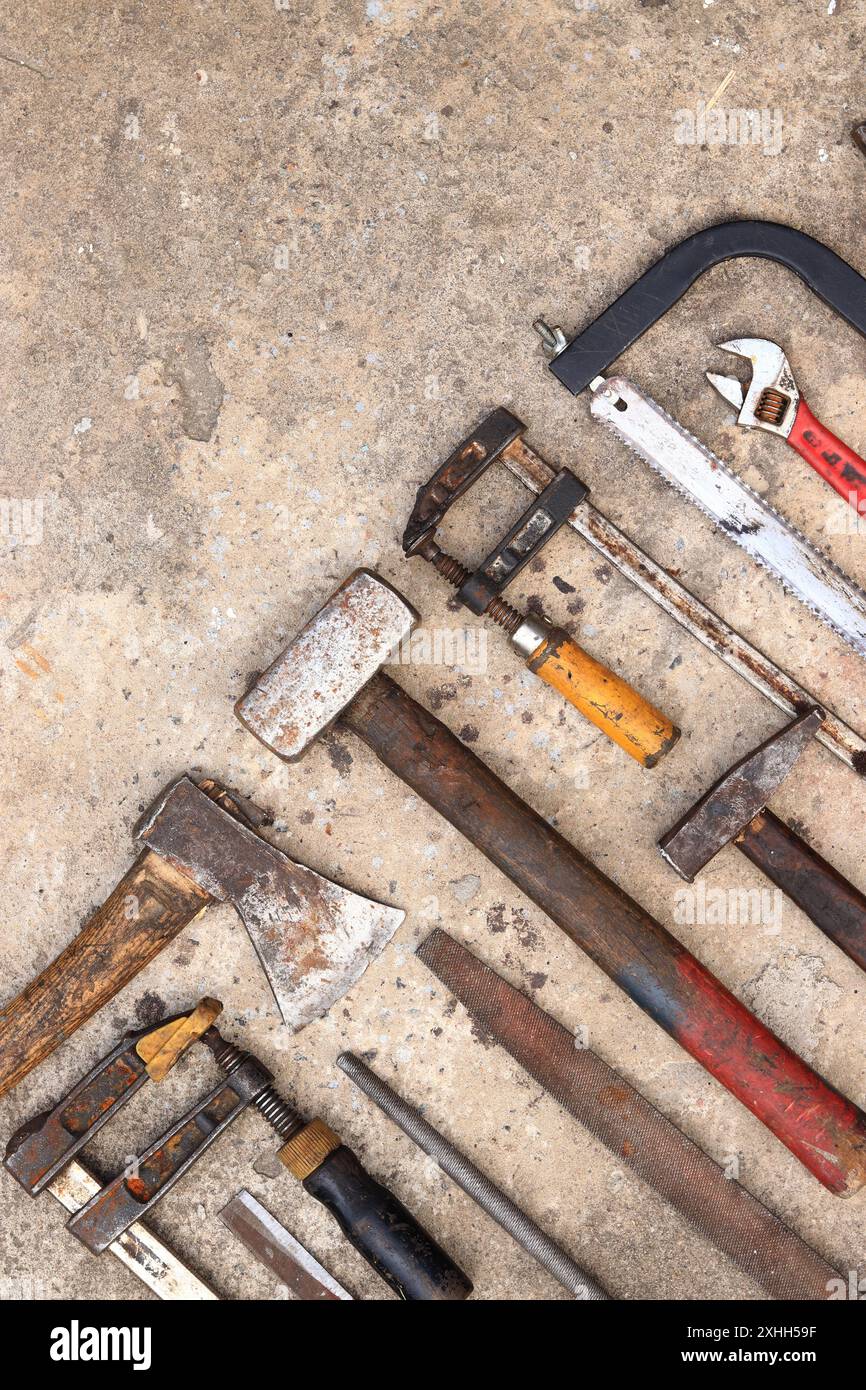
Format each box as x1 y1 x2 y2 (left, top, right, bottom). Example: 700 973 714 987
208 1034 302 1140
756 388 789 426
431 551 522 636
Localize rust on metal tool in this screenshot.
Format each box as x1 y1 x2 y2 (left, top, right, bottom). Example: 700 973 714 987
499 433 866 776
416 930 846 1301
340 673 866 1196
659 707 824 882
235 568 418 760
6 1028 156 1196
137 776 404 1032
220 1189 353 1300
402 407 526 552
50 1160 219 1300
67 1079 261 1254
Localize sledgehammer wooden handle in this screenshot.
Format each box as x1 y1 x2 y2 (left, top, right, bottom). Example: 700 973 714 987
0 852 209 1100
341 673 866 1196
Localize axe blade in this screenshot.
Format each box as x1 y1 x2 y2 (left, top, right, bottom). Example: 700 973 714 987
658 707 824 882
137 777 403 1031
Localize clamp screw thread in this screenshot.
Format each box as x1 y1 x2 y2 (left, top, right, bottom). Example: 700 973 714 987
207 1034 303 1141
424 541 523 637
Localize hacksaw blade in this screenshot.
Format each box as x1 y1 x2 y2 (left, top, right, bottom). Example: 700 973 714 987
590 377 866 658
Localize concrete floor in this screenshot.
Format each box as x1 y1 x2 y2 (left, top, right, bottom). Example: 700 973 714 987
1 0 865 1302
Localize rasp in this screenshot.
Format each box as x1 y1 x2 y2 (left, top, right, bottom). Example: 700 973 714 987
220 1190 353 1301
416 929 845 1302
590 376 866 658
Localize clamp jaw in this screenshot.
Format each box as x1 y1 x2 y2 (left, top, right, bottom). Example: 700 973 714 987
402 410 679 767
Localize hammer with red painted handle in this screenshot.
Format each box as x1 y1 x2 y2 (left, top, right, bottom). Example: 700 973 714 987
707 337 866 516
234 568 866 1197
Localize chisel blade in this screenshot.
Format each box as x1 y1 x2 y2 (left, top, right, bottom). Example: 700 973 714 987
220 1191 353 1301
590 376 866 658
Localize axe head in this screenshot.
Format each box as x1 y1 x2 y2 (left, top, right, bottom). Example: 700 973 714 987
136 777 403 1031
658 707 824 882
235 569 418 761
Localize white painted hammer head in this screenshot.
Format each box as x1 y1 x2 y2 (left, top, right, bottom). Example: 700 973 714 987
235 569 419 761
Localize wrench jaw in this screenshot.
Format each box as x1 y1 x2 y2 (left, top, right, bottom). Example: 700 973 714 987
708 337 800 438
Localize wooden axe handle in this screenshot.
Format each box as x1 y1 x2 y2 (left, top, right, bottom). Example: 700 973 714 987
738 810 866 975
0 850 210 1100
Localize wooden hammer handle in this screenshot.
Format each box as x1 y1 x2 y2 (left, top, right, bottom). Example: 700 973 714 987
342 674 866 1196
0 851 210 1101
738 810 866 975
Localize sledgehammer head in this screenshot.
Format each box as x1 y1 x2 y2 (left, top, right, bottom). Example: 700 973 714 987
658 707 824 882
235 569 418 760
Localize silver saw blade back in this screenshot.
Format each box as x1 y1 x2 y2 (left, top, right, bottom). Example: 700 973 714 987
590 377 866 658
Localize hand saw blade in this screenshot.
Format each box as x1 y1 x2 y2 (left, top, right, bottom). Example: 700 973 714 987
590 377 866 658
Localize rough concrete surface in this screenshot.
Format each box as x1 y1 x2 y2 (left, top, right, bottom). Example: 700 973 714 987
1 1 865 1302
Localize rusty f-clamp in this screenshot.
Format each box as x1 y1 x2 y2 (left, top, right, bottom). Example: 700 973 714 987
5 1000 471 1301
402 409 679 766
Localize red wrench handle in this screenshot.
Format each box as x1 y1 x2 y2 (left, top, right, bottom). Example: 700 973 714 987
789 399 866 515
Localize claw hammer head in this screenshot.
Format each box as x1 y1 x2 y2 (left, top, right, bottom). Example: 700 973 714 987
136 775 403 1030
658 707 824 881
706 336 800 437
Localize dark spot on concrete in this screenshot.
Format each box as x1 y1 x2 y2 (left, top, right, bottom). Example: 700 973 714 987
431 1025 443 1037
298 809 315 824
594 565 612 585
469 1019 496 1049
427 683 457 710
459 723 480 743
157 332 224 442
552 575 576 594
527 971 547 990
567 597 585 616
324 734 353 777
669 653 682 669
521 710 533 724
487 902 507 934
135 991 167 1025
513 908 539 950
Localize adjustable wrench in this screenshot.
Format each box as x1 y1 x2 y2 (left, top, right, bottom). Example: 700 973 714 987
707 336 866 516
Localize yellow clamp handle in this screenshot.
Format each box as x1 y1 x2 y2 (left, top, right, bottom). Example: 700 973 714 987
526 627 679 767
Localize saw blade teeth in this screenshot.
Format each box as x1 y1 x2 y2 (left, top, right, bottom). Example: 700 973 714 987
615 382 866 606
593 406 866 656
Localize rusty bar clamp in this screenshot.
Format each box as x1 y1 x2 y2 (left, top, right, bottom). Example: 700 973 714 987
5 1001 472 1301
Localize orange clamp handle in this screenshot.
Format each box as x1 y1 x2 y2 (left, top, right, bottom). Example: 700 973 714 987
789 399 866 516
526 627 679 767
